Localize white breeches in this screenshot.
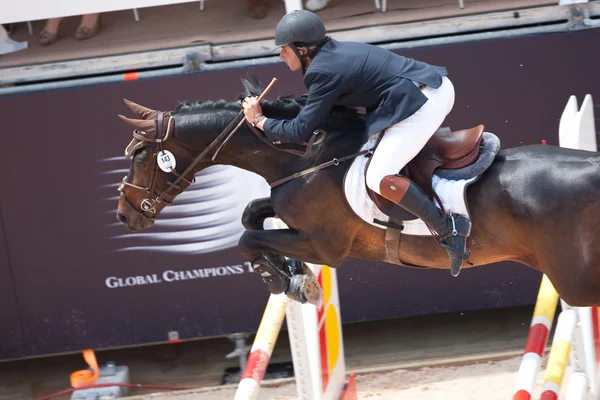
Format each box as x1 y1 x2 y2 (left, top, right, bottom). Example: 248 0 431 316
365 76 455 195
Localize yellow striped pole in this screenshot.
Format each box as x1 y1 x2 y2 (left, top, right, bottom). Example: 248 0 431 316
540 309 578 400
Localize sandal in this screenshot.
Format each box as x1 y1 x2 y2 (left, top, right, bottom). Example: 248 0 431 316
75 15 101 41
39 19 63 46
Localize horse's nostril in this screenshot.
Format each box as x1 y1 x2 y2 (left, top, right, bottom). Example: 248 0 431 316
116 212 128 224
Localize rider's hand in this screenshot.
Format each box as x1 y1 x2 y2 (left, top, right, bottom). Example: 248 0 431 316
242 96 263 124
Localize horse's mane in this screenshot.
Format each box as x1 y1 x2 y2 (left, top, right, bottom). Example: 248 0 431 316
172 76 365 133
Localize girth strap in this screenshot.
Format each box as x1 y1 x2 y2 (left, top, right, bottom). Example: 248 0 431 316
381 226 429 269
384 227 403 265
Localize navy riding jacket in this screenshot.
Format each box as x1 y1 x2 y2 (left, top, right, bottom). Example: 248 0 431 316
262 38 448 144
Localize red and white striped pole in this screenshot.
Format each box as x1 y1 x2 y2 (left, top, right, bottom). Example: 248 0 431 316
513 275 559 400
234 293 287 400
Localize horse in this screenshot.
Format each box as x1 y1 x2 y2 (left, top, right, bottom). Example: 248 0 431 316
115 78 600 307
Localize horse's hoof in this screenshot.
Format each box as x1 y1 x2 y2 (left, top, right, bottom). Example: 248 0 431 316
287 274 323 307
252 254 291 294
285 258 305 276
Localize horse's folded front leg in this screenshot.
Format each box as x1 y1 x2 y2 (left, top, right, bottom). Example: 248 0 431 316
239 229 328 305
241 197 275 230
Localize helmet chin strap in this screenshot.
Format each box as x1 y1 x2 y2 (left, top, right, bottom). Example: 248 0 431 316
290 38 329 75
290 44 309 74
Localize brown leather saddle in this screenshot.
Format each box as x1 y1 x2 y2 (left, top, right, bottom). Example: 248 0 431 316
367 124 485 221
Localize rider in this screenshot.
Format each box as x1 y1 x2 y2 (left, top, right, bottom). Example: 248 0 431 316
242 10 471 278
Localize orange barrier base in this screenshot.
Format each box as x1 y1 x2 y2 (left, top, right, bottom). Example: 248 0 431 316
70 349 99 388
341 372 358 400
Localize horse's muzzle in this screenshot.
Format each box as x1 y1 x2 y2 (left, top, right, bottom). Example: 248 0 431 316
116 208 154 231
116 211 128 225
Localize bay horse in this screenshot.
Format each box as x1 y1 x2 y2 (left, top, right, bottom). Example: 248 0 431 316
115 78 600 307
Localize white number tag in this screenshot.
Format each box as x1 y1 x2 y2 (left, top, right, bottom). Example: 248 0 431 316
157 150 176 172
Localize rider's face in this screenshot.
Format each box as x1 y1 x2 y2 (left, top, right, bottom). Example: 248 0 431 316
280 45 304 72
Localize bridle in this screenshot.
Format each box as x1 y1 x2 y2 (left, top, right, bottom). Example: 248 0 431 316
118 79 280 219
118 112 195 218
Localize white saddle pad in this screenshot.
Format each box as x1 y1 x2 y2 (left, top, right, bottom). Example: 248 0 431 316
343 134 477 236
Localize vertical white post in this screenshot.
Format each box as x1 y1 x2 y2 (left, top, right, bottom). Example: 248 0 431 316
565 373 589 400
286 291 322 400
556 95 598 399
559 94 596 151
284 0 303 13
577 307 597 399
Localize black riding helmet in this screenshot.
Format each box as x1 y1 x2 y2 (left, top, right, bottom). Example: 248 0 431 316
273 10 327 73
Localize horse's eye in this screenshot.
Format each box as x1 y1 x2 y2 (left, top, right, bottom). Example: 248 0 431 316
135 161 147 169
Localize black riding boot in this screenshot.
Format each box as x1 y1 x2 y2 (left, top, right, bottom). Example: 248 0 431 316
380 175 471 277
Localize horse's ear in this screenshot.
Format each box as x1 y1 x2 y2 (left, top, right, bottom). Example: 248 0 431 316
117 114 155 134
123 98 156 119
240 76 262 98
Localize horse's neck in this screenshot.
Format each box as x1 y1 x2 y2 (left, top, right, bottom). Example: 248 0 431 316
174 106 364 187
173 111 303 185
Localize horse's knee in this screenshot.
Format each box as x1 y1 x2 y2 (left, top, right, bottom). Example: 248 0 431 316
238 231 261 260
241 205 257 230
241 197 273 230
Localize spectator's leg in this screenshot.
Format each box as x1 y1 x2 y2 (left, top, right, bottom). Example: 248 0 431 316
75 13 101 41
247 0 267 19
39 17 63 46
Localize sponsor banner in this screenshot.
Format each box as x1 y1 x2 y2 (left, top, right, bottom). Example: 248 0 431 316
105 262 252 288
2 28 600 360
